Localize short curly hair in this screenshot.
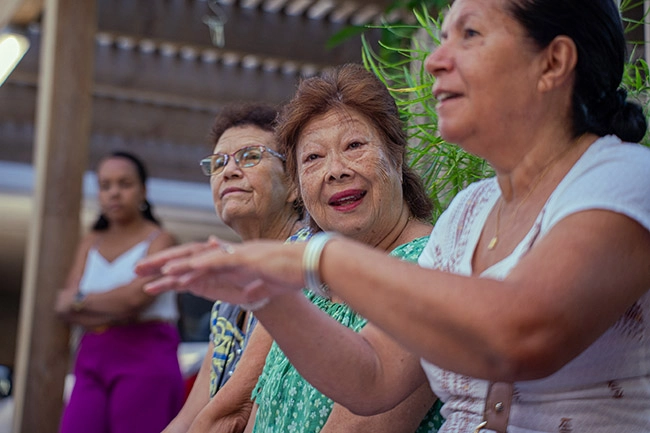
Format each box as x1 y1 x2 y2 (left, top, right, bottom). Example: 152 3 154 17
210 102 279 145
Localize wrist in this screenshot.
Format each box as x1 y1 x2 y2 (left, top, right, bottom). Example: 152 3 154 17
71 291 87 313
302 231 338 299
240 297 270 312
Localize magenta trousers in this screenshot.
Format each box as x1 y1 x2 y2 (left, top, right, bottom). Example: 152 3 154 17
59 322 184 433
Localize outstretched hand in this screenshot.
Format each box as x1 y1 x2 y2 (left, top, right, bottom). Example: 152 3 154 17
134 236 308 304
135 236 221 277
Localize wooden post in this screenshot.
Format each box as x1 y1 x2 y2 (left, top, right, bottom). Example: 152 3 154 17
12 0 95 432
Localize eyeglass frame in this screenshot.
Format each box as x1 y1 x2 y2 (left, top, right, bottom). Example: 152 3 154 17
199 145 286 176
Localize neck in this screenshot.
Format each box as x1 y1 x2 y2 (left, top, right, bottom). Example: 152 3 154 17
373 202 431 252
107 216 149 234
497 132 593 203
232 210 303 241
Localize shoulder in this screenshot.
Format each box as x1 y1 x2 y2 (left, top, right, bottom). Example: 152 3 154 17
579 135 650 170
389 236 430 263
77 231 99 255
147 227 177 253
545 136 650 232
432 177 498 233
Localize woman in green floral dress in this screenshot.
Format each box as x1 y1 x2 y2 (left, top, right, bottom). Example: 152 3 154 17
252 239 443 433
248 63 444 432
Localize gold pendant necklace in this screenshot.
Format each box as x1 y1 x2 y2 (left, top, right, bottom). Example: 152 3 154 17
487 205 501 250
487 135 584 251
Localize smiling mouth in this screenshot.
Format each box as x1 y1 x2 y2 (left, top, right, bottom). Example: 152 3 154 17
329 191 367 207
221 188 246 198
436 91 461 102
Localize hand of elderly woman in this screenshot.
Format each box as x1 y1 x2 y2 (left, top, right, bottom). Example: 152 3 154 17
136 237 309 304
135 236 221 277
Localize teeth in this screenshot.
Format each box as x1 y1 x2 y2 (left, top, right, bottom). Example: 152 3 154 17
437 92 454 102
332 194 362 206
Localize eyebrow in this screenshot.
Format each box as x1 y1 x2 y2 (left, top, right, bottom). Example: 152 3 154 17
441 9 479 35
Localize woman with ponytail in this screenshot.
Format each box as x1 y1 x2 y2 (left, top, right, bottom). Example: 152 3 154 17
56 151 184 433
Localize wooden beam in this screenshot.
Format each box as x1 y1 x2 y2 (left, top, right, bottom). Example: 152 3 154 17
0 0 23 29
12 0 95 431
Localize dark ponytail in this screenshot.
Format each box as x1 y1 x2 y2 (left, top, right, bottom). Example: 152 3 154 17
509 0 647 143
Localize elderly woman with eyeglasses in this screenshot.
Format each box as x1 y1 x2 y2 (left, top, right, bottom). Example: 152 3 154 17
162 102 308 433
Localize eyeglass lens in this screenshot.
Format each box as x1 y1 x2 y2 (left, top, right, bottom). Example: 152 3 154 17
202 146 264 175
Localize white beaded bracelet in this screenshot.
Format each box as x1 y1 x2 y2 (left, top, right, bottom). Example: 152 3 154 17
240 297 270 312
302 231 337 299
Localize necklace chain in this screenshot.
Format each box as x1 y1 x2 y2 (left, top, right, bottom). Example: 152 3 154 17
487 136 584 251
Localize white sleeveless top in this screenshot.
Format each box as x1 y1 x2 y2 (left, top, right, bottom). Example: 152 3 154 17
79 231 179 322
419 136 650 432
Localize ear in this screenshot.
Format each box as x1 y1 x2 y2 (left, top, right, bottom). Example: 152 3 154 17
286 181 300 205
537 35 577 93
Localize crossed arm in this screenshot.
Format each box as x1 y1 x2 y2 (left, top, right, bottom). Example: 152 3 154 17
56 230 176 327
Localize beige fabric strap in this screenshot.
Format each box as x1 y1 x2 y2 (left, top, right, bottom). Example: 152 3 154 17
481 382 513 433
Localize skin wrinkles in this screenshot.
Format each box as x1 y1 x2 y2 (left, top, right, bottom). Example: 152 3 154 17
297 109 405 247
211 126 297 240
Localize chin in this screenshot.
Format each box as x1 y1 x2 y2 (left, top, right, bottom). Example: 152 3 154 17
220 208 253 226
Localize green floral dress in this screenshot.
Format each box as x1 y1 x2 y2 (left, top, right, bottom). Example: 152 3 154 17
251 236 444 433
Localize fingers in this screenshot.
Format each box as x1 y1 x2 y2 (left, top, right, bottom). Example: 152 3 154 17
143 274 186 295
135 241 213 276
243 279 270 302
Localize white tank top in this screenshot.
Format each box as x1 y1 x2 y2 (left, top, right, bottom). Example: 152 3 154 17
78 231 179 322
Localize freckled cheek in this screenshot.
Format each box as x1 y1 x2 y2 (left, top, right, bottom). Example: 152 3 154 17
299 181 318 208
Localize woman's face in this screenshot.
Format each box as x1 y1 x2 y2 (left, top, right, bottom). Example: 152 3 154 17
211 125 295 228
296 108 404 244
97 157 146 224
424 0 543 153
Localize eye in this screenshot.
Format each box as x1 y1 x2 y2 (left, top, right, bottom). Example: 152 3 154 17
304 153 320 162
347 141 365 150
212 155 227 170
239 148 263 167
464 28 479 38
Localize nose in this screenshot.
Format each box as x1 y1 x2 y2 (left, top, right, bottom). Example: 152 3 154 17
325 153 352 182
107 184 120 197
221 155 242 179
424 42 452 77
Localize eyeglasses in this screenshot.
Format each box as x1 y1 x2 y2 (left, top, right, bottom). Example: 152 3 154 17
199 145 286 176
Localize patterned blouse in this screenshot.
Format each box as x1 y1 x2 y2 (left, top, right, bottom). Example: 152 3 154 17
209 227 313 397
251 236 444 433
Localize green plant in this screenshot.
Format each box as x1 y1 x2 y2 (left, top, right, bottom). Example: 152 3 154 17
620 0 650 147
362 6 492 224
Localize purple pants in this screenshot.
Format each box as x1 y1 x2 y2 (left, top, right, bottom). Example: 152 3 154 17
59 322 184 433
